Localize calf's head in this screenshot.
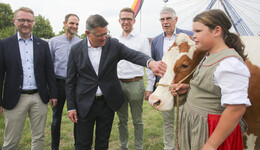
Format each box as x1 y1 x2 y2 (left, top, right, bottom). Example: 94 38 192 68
149 33 206 111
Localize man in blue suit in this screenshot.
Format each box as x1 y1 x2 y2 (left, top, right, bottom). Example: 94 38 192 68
151 7 193 150
0 7 57 150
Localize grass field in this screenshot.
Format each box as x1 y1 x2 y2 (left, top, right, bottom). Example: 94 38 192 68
0 99 164 150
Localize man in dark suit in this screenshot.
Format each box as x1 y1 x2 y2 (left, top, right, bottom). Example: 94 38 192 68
0 7 57 150
150 7 193 150
66 14 166 150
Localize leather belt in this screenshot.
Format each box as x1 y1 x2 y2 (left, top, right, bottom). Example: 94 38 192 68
95 95 104 99
120 76 143 83
56 78 66 83
21 89 38 95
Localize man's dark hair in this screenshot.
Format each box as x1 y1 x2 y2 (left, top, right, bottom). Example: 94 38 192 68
86 14 108 32
65 14 79 23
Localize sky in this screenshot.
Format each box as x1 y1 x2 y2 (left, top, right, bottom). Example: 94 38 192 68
1 0 260 38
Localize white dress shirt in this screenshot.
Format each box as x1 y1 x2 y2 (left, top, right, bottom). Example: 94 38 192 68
163 28 177 54
87 39 103 96
116 29 155 91
213 57 251 107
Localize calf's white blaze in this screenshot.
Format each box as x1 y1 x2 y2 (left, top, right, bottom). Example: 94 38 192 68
149 33 197 111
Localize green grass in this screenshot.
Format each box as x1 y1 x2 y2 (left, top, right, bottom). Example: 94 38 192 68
0 74 164 149
0 99 164 150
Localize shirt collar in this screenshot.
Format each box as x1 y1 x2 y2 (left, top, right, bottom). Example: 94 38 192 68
120 28 136 38
87 38 101 50
17 32 33 41
63 33 77 41
163 28 177 39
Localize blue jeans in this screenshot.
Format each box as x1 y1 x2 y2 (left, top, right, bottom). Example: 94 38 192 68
51 78 66 149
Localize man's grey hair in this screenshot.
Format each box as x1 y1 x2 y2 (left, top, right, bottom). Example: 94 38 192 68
86 14 108 32
160 7 176 18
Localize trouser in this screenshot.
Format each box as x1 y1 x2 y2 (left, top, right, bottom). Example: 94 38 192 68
51 78 66 149
2 93 47 150
162 108 175 150
74 96 115 150
117 79 145 150
162 105 183 150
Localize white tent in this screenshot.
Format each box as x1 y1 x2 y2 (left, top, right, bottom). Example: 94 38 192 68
241 36 260 67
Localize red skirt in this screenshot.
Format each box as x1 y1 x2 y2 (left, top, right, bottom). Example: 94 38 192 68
208 114 243 150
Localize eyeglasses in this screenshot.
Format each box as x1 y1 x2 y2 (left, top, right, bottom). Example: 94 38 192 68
91 30 110 38
16 18 34 24
120 18 133 22
160 17 173 22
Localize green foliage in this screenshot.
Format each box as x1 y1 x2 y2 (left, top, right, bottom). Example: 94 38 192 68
0 102 164 149
0 26 15 39
80 33 87 39
0 3 15 39
56 27 65 36
32 15 55 39
0 76 164 149
0 3 14 29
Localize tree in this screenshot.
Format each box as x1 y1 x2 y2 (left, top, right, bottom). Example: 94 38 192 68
0 3 15 39
0 26 15 39
80 33 87 39
32 15 55 39
57 27 65 36
0 3 13 29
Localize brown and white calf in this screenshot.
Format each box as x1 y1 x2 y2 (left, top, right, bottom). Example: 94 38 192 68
148 33 260 149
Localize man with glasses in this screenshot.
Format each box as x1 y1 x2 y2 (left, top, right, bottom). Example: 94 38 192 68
49 14 81 150
0 7 57 150
151 7 193 150
116 7 155 150
66 14 167 150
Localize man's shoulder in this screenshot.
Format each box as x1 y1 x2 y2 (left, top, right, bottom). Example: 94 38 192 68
33 35 48 45
71 38 85 49
49 34 65 42
135 32 149 40
73 36 81 40
108 37 120 44
0 34 16 43
151 33 164 43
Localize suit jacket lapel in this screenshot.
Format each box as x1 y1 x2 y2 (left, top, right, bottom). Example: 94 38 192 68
159 33 164 59
176 28 180 34
33 36 40 67
98 38 109 77
81 38 97 77
11 35 23 70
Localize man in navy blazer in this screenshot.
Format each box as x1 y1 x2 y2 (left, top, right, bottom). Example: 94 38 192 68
0 7 57 150
66 14 167 150
151 7 193 150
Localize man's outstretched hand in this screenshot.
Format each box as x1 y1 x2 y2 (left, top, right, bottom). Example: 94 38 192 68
148 60 167 77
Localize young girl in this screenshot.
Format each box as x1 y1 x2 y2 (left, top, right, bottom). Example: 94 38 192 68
171 9 251 150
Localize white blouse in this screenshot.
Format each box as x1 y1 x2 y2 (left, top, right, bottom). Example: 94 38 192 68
213 57 251 107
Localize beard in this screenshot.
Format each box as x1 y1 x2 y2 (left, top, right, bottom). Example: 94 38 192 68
67 27 77 35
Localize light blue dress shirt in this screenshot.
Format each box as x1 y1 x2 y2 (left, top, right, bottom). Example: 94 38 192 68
17 33 37 90
49 34 81 78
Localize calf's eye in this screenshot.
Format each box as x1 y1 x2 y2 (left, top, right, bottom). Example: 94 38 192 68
182 64 189 68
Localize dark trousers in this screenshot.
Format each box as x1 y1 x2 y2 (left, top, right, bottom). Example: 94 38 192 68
74 96 115 150
51 78 66 149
